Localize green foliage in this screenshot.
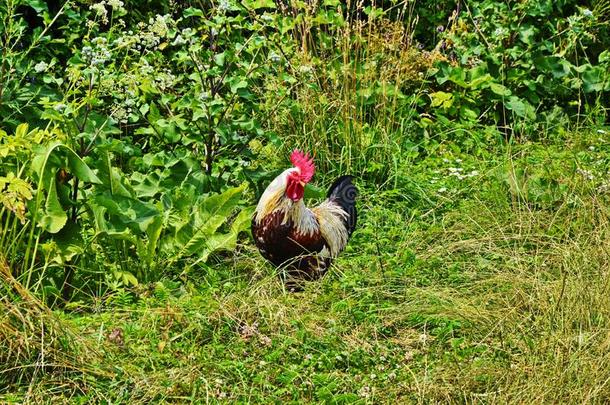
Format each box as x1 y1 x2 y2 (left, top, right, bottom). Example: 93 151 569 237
424 0 610 140
2 0 610 401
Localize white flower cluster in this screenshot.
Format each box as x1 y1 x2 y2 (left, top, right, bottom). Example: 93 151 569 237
218 0 231 13
447 166 479 180
432 158 481 194
34 61 49 73
597 179 610 194
129 14 175 51
268 51 281 63
89 0 126 24
576 168 594 181
107 0 124 9
82 37 112 67
358 386 371 398
171 27 196 47
149 14 171 37
111 106 129 123
155 68 177 91
138 59 154 76
90 2 108 24
112 81 139 124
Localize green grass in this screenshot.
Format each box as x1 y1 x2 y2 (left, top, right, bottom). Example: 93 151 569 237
3 129 610 403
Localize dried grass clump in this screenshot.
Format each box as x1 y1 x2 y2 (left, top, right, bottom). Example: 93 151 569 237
0 258 105 394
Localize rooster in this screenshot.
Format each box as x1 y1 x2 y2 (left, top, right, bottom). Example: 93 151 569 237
252 150 357 290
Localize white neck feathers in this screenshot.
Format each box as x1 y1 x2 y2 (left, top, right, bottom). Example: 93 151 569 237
254 169 318 236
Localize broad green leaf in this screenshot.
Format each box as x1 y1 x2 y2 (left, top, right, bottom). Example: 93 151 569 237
15 123 29 138
50 221 84 264
26 0 48 13
183 7 204 17
581 66 605 93
32 142 101 190
430 91 453 109
97 152 133 198
214 52 226 66
489 82 511 97
519 25 537 45
193 205 254 265
174 184 247 258
145 215 164 265
535 56 571 78
230 79 248 94
505 96 536 119
39 176 67 233
468 73 493 89
244 0 276 9
92 194 159 233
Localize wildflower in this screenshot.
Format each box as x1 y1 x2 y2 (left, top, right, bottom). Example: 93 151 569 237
597 129 607 134
107 0 124 9
494 27 506 37
112 106 128 123
576 168 594 180
218 0 230 12
298 65 313 74
404 351 414 362
90 2 109 24
259 335 272 347
171 34 187 46
34 61 48 73
582 8 593 17
438 187 447 193
53 103 67 112
150 14 171 37
269 52 281 63
358 386 371 398
589 146 596 151
597 180 610 194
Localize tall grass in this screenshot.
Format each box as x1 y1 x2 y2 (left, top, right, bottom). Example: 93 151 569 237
0 256 107 398
262 1 443 182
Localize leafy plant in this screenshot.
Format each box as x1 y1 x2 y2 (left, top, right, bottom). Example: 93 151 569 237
425 0 610 141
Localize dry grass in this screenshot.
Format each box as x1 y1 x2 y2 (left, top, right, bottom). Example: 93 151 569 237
0 257 109 400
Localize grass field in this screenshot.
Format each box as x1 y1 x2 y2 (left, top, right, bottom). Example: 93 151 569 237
2 0 610 402
4 129 610 403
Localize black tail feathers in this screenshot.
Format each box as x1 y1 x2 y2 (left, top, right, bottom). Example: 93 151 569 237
327 175 358 236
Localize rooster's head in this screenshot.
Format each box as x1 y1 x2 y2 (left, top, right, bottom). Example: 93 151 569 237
286 149 315 201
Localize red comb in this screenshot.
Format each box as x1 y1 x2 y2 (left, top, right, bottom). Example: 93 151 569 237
290 149 315 183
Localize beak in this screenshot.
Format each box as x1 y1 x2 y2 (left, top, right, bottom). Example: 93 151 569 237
300 181 306 187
